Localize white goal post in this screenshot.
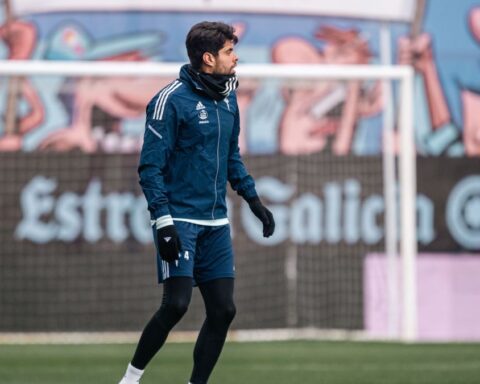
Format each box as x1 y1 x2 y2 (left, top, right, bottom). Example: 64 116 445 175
0 60 416 342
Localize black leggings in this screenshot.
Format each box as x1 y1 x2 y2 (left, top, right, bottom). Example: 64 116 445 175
131 277 236 384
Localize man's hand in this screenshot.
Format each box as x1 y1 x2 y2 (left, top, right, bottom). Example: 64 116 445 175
247 197 275 238
157 224 182 262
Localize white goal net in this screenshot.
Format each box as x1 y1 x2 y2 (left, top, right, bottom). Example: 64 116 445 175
0 61 416 343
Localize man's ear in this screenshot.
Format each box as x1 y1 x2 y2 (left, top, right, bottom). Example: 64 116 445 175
202 52 216 68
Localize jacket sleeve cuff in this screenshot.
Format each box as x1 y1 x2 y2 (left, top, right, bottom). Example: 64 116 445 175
155 215 174 229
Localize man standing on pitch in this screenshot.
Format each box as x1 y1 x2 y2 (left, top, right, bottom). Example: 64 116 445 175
118 21 275 384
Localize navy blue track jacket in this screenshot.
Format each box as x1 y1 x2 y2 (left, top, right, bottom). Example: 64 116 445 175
138 64 258 221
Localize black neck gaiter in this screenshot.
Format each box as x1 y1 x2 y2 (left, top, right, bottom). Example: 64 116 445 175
188 66 238 101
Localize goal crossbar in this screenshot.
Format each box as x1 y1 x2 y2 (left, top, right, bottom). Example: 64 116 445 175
0 60 413 80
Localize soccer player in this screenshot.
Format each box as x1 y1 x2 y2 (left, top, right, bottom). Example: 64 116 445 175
118 21 275 384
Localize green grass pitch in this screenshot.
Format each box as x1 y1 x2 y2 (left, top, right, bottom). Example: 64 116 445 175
1 340 480 384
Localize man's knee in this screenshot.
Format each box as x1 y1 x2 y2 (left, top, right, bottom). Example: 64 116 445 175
162 296 190 319
157 277 192 321
210 301 236 327
154 292 191 326
224 302 236 324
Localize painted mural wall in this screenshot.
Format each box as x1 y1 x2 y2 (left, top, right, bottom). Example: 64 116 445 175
0 0 478 156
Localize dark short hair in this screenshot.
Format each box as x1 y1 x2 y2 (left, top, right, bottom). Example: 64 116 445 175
186 21 238 70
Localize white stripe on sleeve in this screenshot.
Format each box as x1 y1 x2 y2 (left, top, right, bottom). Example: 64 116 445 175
158 82 182 120
153 80 179 120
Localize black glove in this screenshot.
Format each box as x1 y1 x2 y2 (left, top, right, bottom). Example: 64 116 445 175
156 224 182 262
247 197 275 238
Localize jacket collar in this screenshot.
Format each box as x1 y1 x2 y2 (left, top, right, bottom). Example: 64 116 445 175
179 64 238 101
179 64 207 95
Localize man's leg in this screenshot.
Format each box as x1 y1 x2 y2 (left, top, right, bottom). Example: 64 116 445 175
132 277 193 368
189 278 236 384
119 277 193 383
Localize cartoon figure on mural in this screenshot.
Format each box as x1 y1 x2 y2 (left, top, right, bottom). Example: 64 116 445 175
0 18 43 151
38 24 169 152
0 16 167 152
273 26 383 155
398 4 480 156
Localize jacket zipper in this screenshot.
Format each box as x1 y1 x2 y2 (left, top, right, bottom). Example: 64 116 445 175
212 101 221 219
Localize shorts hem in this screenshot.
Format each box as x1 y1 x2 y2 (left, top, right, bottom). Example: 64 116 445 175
195 274 235 285
158 274 192 284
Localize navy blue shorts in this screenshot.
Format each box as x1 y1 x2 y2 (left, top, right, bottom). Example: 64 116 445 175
153 221 234 285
